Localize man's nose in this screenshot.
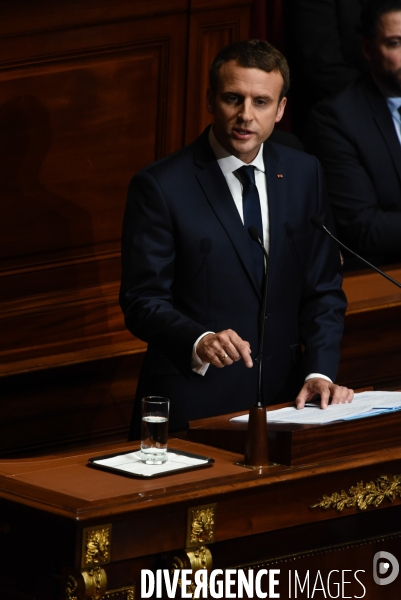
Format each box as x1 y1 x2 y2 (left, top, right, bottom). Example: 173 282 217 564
238 99 253 121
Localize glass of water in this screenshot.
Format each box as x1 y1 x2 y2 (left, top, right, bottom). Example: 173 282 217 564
140 396 170 464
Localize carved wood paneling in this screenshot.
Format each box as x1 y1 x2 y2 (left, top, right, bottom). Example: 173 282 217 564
338 267 401 389
0 21 186 297
185 2 252 143
0 0 252 454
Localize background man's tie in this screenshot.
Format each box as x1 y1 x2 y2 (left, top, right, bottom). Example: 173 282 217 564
237 165 264 286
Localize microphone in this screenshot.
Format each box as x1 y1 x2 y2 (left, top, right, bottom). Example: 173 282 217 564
248 226 270 407
311 216 401 289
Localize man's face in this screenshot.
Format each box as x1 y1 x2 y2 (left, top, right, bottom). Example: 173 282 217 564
363 10 401 93
207 60 286 163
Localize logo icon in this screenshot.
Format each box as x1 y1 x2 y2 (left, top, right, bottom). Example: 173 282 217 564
373 551 399 585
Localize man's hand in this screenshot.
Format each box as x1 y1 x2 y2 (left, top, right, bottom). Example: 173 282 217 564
196 330 253 369
296 378 354 410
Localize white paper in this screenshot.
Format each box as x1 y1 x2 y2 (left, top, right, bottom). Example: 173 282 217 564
93 450 209 477
230 391 401 425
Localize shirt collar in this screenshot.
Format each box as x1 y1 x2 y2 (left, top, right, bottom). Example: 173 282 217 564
387 95 401 114
208 126 265 176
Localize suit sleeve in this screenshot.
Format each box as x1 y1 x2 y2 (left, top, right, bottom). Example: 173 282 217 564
119 171 208 376
306 102 401 255
298 157 347 381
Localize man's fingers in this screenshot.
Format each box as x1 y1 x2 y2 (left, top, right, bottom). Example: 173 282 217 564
330 385 344 405
346 388 354 403
296 378 355 410
320 388 330 409
212 330 252 367
196 329 252 368
330 384 354 405
236 341 253 367
295 388 309 409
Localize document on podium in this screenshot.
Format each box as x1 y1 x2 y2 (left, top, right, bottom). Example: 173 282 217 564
230 391 401 425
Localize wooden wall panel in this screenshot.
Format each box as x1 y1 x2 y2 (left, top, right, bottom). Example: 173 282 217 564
185 2 252 143
0 15 187 299
0 0 188 37
0 0 252 455
338 266 401 390
0 354 145 455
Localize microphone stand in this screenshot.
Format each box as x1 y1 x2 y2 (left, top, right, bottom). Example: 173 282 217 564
311 215 401 289
243 226 270 468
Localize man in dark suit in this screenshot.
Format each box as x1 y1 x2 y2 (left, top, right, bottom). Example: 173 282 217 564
120 40 353 438
306 0 401 267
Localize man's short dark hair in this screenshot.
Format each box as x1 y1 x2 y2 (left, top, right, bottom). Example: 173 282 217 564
209 39 290 100
360 0 401 38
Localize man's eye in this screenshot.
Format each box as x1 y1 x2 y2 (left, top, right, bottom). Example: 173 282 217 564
226 95 239 103
255 99 267 106
386 39 401 47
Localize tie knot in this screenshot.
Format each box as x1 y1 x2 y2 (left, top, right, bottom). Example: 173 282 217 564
237 165 256 185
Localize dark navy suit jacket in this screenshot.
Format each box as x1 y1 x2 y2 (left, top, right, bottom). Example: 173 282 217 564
120 128 346 436
306 73 401 266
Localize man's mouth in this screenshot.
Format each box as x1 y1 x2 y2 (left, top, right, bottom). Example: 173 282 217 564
232 128 254 139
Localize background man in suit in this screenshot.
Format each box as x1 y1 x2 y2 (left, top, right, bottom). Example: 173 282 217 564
306 0 401 268
120 40 353 438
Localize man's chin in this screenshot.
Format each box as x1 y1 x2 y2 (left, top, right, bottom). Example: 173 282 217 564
229 140 261 162
383 70 401 94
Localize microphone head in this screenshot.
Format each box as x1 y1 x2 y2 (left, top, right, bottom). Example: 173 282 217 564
248 225 261 242
310 215 325 230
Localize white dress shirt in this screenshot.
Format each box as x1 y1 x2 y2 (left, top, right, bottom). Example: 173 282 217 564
386 96 401 145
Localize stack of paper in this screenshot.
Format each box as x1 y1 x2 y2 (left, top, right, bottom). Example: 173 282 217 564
230 391 401 425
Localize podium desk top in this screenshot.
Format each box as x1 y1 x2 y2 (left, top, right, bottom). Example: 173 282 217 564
1 436 401 525
1 436 401 575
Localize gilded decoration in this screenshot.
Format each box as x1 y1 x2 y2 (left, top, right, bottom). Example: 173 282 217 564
105 584 135 599
187 545 213 572
165 546 213 599
81 524 112 568
64 572 79 600
311 474 401 512
62 567 107 600
186 504 216 547
81 567 107 599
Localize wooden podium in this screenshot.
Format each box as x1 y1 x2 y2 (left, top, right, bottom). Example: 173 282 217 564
1 414 401 599
187 403 401 465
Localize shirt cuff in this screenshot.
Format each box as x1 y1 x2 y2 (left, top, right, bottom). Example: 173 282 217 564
191 331 215 376
305 373 332 383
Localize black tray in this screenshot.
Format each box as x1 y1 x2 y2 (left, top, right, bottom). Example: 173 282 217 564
88 447 214 479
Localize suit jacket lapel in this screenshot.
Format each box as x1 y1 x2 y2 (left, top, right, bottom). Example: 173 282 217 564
194 131 262 298
363 75 401 184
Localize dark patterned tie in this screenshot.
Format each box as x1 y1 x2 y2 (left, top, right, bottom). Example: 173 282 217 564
237 165 264 286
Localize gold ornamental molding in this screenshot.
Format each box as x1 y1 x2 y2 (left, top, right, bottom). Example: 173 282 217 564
186 503 216 548
62 567 107 600
164 545 213 599
105 585 135 599
311 474 401 512
81 524 112 569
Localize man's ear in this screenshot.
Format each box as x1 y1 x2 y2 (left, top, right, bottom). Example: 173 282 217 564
206 88 214 114
275 96 287 123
